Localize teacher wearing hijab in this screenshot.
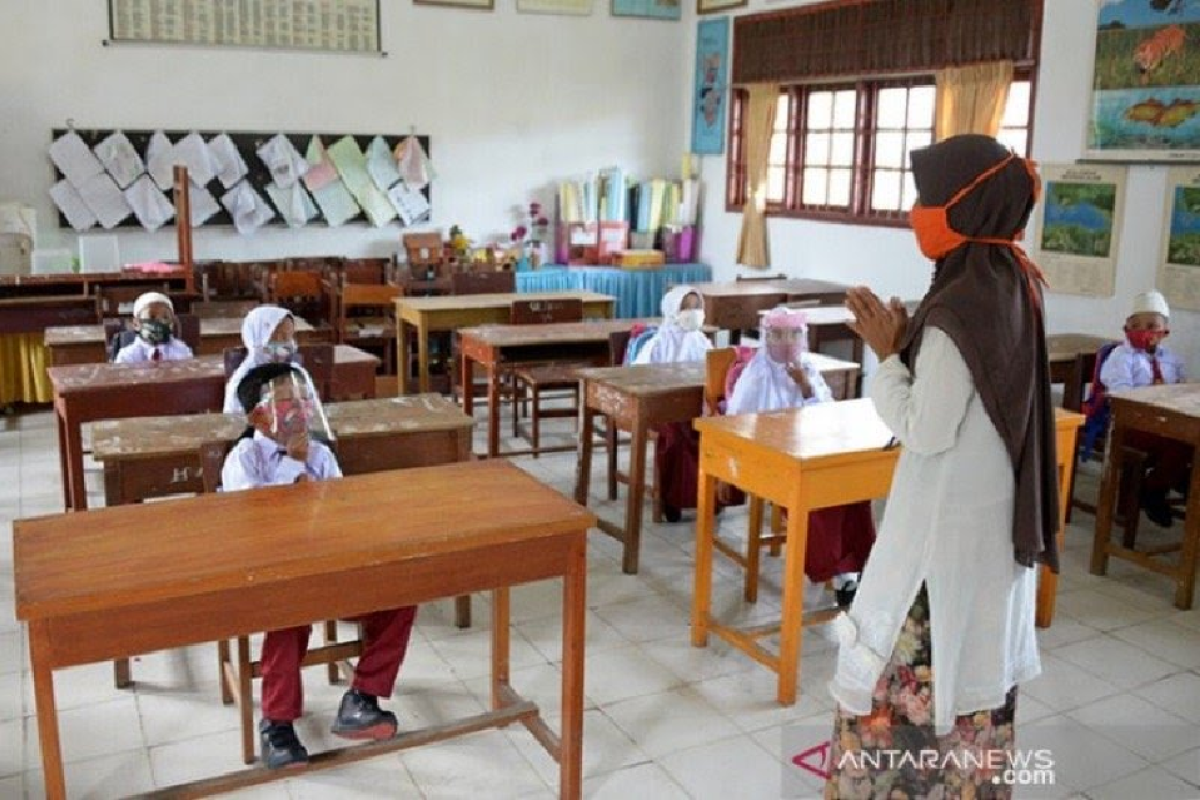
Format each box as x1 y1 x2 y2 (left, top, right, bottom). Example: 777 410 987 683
825 134 1059 798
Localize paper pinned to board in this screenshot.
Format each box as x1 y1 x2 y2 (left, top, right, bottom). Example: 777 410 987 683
387 183 431 226
394 135 434 191
257 134 309 190
146 131 176 190
327 136 396 227
266 181 318 228
172 132 217 187
50 131 105 188
208 133 249 189
366 136 402 192
94 132 145 189
222 181 276 235
188 182 222 227
124 174 175 232
77 173 133 229
309 180 360 227
50 179 98 231
303 136 340 192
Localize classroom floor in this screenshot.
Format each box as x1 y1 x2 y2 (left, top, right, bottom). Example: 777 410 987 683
3 409 1200 799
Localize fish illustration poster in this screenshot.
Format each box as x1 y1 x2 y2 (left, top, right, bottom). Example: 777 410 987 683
1088 0 1200 161
1159 166 1200 309
1032 163 1127 298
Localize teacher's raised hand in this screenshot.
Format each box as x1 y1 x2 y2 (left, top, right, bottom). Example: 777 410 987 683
846 287 908 361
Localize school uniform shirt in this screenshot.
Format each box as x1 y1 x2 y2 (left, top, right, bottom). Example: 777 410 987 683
221 430 342 490
1099 342 1185 391
725 350 832 415
632 324 711 364
828 326 1040 735
113 336 194 364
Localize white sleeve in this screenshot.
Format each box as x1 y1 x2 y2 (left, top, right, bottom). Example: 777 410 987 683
314 444 343 480
803 361 834 405
113 343 138 364
868 326 974 457
220 440 264 491
1099 347 1135 392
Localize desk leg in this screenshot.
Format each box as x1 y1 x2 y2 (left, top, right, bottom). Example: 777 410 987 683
621 419 648 574
486 359 501 459
691 465 717 648
400 320 412 395
1176 464 1200 610
491 586 510 711
64 413 86 512
560 536 586 800
1036 460 1070 628
777 504 811 706
417 320 430 395
1091 422 1126 576
606 420 618 501
462 346 475 419
455 596 472 629
55 407 71 511
30 622 66 800
575 405 594 506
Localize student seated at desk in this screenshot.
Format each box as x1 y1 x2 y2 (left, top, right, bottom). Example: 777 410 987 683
223 304 299 414
223 362 418 769
113 292 194 363
725 307 876 606
1099 290 1191 527
632 285 712 522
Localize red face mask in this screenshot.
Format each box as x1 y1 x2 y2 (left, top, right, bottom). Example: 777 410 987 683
1126 328 1168 352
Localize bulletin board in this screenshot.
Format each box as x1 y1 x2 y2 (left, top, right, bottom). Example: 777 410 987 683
50 128 432 230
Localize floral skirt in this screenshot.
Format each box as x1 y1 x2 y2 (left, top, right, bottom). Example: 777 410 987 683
825 585 1019 799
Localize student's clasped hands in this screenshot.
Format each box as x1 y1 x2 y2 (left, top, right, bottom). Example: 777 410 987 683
846 287 909 361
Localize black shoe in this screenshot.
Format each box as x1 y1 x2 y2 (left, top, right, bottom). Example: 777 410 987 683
331 689 398 741
835 582 858 609
663 505 682 523
1142 489 1175 529
259 719 308 770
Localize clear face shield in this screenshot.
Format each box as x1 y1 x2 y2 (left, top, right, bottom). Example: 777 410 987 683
257 368 334 446
761 309 809 365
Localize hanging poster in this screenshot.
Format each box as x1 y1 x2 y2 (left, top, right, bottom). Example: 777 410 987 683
1158 165 1200 310
612 0 680 20
691 17 730 155
1033 163 1127 298
1087 0 1200 161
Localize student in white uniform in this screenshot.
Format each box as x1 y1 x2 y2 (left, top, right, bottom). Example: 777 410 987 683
113 292 194 363
222 304 298 414
827 135 1058 796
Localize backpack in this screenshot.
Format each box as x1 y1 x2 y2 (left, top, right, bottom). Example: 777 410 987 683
1079 341 1122 460
625 323 658 364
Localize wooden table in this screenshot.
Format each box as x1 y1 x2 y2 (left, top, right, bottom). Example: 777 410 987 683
690 279 849 340
48 346 380 512
1047 333 1116 412
0 294 97 335
15 460 593 799
45 316 318 365
573 355 861 574
691 402 1085 705
396 292 617 395
1091 384 1200 608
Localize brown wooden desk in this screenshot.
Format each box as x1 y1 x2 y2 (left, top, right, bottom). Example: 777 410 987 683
0 294 97 335
691 279 849 339
574 355 861 574
48 346 380 512
45 316 318 365
1047 333 1116 412
396 292 616 395
15 460 593 800
1091 384 1200 608
691 403 1084 705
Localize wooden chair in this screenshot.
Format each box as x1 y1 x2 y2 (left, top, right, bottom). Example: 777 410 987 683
223 344 335 402
190 300 259 319
509 299 586 456
266 269 331 329
341 258 390 286
450 270 516 296
602 330 663 522
334 283 401 375
199 440 363 766
403 232 447 282
706 347 786 603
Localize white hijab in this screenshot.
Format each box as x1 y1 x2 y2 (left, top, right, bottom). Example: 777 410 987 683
222 305 294 414
726 309 831 414
633 285 711 364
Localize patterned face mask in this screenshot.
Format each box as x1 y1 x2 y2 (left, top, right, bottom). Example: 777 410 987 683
138 318 173 345
262 341 297 362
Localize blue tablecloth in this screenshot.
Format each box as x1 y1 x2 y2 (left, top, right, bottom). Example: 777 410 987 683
516 264 712 319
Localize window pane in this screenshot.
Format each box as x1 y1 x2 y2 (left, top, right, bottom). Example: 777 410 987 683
902 172 918 211
833 90 858 129
907 86 936 128
877 88 908 129
828 168 853 207
806 133 831 165
904 131 932 163
769 132 788 166
802 168 829 206
1002 81 1031 128
871 170 902 212
997 127 1029 157
767 167 787 203
830 133 855 167
775 94 792 130
807 92 833 129
875 132 905 169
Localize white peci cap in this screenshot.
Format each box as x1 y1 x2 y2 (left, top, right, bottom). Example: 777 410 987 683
132 292 173 319
1130 290 1170 320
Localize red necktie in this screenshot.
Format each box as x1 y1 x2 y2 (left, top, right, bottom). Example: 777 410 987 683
1151 355 1163 385
151 348 162 362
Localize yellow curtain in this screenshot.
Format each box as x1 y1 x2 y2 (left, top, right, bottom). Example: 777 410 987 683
736 82 781 269
934 61 1013 141
0 333 52 404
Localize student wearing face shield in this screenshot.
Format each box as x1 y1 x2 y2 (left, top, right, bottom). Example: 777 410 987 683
223 305 301 414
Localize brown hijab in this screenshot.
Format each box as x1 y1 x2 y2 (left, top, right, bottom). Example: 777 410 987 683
903 134 1059 573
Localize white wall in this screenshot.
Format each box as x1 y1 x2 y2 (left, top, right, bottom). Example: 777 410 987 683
0 0 686 264
689 0 1200 375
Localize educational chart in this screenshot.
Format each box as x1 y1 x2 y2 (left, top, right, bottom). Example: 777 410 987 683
1087 0 1200 161
1032 163 1127 298
108 0 380 54
1159 166 1200 311
692 17 730 155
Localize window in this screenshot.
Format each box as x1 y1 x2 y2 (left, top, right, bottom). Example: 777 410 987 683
728 76 1035 226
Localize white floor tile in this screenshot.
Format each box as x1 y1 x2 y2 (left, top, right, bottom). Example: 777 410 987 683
592 594 690 644
1085 765 1200 800
22 662 127 715
601 686 741 759
0 718 21 777
401 729 550 799
425 626 547 682
1161 747 1200 786
690 665 834 734
25 696 144 768
1067 692 1200 762
582 762 688 800
658 734 783 800
1053 635 1181 690
148 728 253 788
517 610 630 663
25 748 154 800
1020 715 1148 793
1135 672 1200 725
1022 654 1122 713
582 646 683 706
1054 588 1171 632
1111 618 1200 670
285 754 416 798
135 681 240 748
506 708 647 784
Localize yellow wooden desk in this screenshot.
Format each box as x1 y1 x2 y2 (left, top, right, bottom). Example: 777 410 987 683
15 460 594 799
691 401 1084 705
395 291 616 394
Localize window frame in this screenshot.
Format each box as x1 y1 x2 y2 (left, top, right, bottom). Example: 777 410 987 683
725 68 1038 228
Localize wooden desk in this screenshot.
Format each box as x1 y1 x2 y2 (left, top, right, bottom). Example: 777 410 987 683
573 355 861 574
691 279 849 339
1047 333 1115 412
1091 384 1200 608
691 403 1084 705
0 295 97 335
15 460 593 800
45 316 318 365
396 292 617 395
48 346 380 512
